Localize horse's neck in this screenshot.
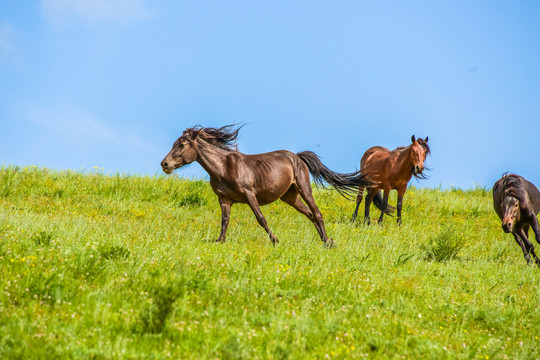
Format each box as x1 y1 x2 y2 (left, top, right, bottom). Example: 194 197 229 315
195 141 232 179
395 146 414 174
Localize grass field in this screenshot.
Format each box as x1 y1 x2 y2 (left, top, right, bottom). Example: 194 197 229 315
1 166 539 359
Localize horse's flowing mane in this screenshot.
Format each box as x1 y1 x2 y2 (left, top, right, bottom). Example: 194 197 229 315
417 138 431 155
501 173 529 202
395 138 431 180
182 124 243 151
394 138 431 155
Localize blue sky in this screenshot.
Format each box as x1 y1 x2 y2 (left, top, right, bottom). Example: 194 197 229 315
1 1 540 189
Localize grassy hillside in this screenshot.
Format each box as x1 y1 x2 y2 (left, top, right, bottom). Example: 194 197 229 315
0 166 538 359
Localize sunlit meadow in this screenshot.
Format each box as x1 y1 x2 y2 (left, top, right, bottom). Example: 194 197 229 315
0 166 539 359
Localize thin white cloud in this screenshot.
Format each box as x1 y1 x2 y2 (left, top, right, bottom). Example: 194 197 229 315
0 21 14 57
41 0 151 27
20 103 157 153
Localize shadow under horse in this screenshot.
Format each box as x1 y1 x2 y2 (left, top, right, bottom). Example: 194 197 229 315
161 125 371 246
493 173 540 266
351 135 430 225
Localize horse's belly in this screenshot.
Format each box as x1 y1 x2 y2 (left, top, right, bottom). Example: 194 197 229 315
255 184 292 205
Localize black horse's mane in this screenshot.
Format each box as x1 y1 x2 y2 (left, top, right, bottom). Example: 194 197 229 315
501 173 529 202
182 124 243 151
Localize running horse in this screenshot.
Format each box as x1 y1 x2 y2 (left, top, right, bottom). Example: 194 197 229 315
161 125 371 246
351 136 430 224
492 173 540 266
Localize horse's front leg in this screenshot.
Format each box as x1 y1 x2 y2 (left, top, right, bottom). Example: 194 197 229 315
530 215 540 246
217 197 232 243
396 187 406 225
512 230 533 265
518 226 540 266
245 191 279 245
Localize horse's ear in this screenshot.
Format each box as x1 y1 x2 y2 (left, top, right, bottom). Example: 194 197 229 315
411 135 416 143
425 136 428 143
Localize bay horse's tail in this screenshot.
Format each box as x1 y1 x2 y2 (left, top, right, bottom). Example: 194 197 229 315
373 191 395 214
297 151 372 200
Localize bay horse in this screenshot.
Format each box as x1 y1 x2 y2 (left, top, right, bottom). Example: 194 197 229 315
351 135 430 225
492 173 540 266
161 125 371 246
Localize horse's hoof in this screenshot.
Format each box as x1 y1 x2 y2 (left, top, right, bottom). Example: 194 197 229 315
324 239 335 248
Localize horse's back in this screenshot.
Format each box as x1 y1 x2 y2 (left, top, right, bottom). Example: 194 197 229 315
222 150 298 204
523 178 540 214
507 175 540 213
240 150 297 175
493 174 540 217
360 146 390 167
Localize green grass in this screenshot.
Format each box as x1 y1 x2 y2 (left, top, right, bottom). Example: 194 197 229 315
1 166 539 359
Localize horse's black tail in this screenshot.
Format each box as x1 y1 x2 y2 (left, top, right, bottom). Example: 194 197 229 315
297 151 372 200
372 191 395 215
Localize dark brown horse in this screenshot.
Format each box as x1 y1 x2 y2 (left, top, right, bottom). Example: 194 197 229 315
493 173 540 266
161 125 371 246
351 135 430 224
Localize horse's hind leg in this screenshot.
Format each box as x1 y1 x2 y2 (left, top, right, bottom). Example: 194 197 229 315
364 188 378 225
377 188 390 224
351 187 364 222
281 187 326 241
294 179 333 246
244 191 279 245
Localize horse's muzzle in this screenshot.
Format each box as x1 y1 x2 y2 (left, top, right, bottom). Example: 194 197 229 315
502 222 513 233
161 160 175 174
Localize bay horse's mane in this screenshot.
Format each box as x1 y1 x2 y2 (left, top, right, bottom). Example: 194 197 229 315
417 138 431 154
181 124 243 151
394 138 431 180
500 173 529 203
394 138 431 154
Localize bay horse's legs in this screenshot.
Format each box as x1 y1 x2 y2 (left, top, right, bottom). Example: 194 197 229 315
512 230 533 265
364 188 378 225
244 191 279 245
377 188 390 224
351 187 364 222
517 226 540 266
396 187 407 225
280 187 327 242
217 197 232 243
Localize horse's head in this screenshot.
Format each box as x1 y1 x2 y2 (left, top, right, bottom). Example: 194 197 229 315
500 194 520 233
161 128 200 174
410 135 429 176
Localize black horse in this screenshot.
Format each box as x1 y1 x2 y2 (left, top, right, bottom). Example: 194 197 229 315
493 173 540 266
161 125 372 246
